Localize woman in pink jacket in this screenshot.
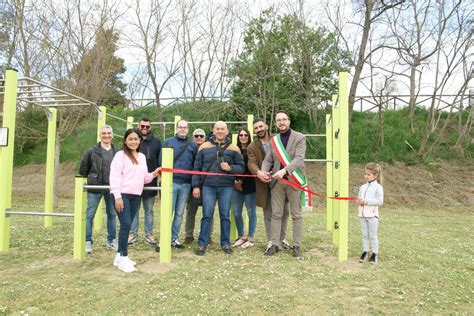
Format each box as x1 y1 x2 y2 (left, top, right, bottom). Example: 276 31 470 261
110 128 159 272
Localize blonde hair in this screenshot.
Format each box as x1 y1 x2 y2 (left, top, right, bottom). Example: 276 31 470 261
365 162 383 185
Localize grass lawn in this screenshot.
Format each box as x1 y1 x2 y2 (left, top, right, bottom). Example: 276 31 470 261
0 199 472 314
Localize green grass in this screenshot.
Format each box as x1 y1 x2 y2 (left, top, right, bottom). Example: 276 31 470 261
1 198 472 314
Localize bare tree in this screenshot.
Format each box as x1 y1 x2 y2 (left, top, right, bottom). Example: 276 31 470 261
324 0 404 121
126 0 181 128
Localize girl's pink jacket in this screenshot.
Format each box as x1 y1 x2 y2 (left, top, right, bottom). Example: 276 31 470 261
109 150 155 199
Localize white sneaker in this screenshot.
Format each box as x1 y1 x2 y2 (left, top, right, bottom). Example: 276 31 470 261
85 241 93 254
233 238 246 247
113 253 136 267
113 253 121 267
118 257 137 273
106 239 119 251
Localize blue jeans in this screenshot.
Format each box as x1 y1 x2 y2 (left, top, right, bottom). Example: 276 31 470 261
114 194 141 256
232 191 257 238
198 186 233 247
171 182 192 241
130 196 155 236
85 191 116 243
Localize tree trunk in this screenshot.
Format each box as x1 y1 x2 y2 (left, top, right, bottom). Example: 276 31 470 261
348 0 373 121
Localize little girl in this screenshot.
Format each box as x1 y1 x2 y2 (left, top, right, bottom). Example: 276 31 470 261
357 163 384 264
110 128 159 272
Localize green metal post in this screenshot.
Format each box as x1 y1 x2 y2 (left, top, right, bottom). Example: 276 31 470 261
73 177 87 260
94 106 107 231
44 108 57 227
160 147 174 263
326 113 333 232
127 116 133 129
0 69 18 252
332 95 341 245
338 72 349 262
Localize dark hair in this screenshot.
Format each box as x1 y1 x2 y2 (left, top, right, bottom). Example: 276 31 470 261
139 117 151 123
236 127 252 148
253 117 265 125
122 128 141 164
275 110 290 120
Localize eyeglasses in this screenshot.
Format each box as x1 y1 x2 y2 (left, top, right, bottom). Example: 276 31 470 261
140 125 151 129
239 134 249 137
194 135 205 138
276 118 289 123
177 126 188 129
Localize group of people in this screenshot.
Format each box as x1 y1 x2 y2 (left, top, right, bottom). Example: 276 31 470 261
79 111 385 273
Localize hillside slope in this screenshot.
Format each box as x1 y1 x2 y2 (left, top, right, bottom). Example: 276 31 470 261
12 160 473 208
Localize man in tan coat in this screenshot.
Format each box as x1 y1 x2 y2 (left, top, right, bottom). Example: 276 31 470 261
261 110 306 257
247 118 290 253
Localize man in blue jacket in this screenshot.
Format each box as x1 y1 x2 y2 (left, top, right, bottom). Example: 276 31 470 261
160 119 198 249
129 117 162 245
79 125 118 254
192 121 245 256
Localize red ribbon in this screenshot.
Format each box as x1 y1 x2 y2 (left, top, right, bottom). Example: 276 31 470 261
158 167 358 201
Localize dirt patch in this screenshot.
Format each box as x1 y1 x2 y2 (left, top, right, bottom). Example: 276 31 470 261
11 160 474 207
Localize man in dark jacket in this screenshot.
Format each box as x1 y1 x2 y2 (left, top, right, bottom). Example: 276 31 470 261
192 121 245 256
79 125 118 254
247 118 290 253
129 117 162 245
160 119 197 249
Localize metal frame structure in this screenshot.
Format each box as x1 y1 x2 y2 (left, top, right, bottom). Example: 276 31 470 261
2 69 350 262
0 69 99 257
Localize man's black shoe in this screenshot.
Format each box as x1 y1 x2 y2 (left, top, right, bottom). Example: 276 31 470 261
154 243 160 252
359 251 368 262
195 246 206 256
264 245 279 256
183 236 195 244
292 246 303 258
171 240 185 249
222 246 233 254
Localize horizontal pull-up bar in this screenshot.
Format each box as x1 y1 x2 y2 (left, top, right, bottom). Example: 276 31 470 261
305 159 333 162
6 211 74 217
83 184 161 191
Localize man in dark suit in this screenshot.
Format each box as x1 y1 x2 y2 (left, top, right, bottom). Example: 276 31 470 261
261 110 306 257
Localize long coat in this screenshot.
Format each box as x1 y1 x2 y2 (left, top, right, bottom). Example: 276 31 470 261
247 134 272 208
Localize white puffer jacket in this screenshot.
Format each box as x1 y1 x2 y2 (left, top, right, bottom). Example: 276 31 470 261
358 180 384 218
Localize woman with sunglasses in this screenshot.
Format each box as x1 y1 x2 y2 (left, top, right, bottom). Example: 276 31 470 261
109 128 160 272
232 127 257 248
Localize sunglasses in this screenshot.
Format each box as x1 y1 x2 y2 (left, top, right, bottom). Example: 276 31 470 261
194 135 205 138
239 134 249 137
140 125 151 129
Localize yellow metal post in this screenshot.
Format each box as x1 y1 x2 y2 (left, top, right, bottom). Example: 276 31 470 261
247 114 254 141
229 133 238 241
127 116 133 129
174 115 181 129
94 106 107 231
326 113 333 232
73 177 87 260
44 108 57 227
332 95 341 245
0 69 18 252
160 147 174 263
338 72 349 262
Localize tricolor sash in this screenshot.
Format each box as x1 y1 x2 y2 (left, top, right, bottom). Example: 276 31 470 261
271 134 313 207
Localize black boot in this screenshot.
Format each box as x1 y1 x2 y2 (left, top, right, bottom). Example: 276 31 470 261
359 251 368 262
369 253 378 265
